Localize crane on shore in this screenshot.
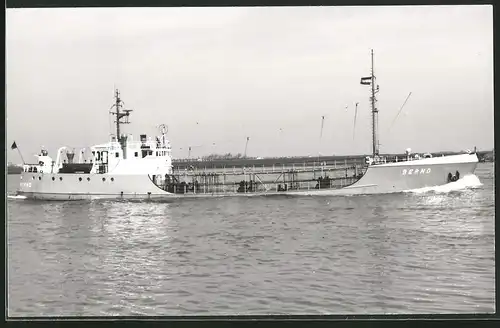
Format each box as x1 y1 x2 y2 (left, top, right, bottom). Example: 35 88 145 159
244 137 250 158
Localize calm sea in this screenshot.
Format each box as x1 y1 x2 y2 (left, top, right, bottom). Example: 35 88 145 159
6 163 495 316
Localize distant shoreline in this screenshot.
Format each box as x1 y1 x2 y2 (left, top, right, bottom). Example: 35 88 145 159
7 165 23 174
172 151 494 169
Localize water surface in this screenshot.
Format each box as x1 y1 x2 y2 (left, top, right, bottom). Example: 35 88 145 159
7 163 495 316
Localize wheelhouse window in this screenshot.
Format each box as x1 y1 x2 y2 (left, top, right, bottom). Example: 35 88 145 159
135 152 138 157
115 152 119 158
142 150 153 158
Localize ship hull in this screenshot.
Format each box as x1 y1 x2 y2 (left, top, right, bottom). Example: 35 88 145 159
336 153 478 195
16 173 174 201
16 154 479 200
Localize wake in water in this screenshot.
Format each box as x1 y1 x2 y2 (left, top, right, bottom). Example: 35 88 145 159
404 174 482 194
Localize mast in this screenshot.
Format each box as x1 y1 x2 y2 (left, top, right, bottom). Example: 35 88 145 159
360 49 380 158
110 89 132 141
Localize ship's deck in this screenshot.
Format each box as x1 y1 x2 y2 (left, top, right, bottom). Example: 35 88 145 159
157 160 368 195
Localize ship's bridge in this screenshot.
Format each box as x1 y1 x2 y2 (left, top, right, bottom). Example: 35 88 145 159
89 133 173 175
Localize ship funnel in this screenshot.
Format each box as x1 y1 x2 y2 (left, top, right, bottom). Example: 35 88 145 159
66 150 75 164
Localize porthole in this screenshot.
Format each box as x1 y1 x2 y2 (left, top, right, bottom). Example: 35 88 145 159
39 177 42 180
52 177 55 181
87 177 90 181
111 177 114 182
79 177 82 181
32 176 35 180
102 177 106 182
59 177 63 181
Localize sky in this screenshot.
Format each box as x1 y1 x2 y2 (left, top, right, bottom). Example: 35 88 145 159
6 5 494 163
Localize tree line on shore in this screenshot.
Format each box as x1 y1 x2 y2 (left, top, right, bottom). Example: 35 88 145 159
172 150 495 163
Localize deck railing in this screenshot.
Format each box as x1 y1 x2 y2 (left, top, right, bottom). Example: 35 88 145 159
162 160 366 195
173 159 366 176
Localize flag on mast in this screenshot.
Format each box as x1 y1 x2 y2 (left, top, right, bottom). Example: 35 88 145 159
360 77 371 85
10 141 25 164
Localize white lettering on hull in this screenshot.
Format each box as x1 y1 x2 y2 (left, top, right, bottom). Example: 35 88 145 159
20 182 32 188
402 168 431 176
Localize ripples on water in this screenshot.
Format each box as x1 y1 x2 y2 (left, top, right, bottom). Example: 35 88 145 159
7 163 495 316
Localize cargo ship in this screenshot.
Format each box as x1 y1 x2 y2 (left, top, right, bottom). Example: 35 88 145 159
15 50 478 200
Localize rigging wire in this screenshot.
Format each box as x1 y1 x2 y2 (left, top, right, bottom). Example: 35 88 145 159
389 92 412 131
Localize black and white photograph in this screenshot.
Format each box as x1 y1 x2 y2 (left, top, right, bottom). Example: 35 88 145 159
6 5 495 316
